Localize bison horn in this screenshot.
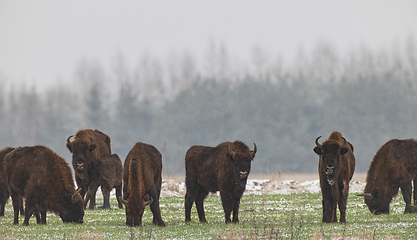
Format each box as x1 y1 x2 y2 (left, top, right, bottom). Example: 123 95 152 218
118 196 128 205
144 197 153 207
251 143 257 159
341 137 347 145
67 135 74 144
88 136 94 143
71 188 82 203
228 143 235 158
357 193 373 198
315 136 322 147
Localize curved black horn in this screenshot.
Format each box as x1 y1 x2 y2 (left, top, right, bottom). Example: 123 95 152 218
71 188 82 203
67 135 74 144
228 142 235 157
315 136 322 147
252 143 257 154
341 137 347 145
88 136 94 143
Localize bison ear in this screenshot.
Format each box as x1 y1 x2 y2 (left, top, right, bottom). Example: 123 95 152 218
89 144 97 153
313 146 321 155
66 143 73 153
340 147 349 155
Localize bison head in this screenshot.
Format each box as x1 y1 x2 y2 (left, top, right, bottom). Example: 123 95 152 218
119 194 153 227
60 188 84 223
313 136 348 186
359 187 390 215
227 141 257 188
66 135 97 180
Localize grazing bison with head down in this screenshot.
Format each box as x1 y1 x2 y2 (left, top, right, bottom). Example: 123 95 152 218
120 142 165 227
360 139 417 215
185 140 257 224
83 154 123 209
66 129 111 209
4 146 84 225
313 131 355 223
0 147 17 216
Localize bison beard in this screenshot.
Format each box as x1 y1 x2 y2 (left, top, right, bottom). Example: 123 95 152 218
313 131 355 223
4 146 84 225
184 141 256 224
359 139 417 215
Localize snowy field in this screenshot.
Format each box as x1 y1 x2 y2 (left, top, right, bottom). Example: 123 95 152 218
159 178 366 197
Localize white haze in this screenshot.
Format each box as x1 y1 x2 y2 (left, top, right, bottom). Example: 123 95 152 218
0 0 416 90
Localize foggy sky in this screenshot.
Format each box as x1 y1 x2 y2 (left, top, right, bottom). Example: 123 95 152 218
1 0 416 89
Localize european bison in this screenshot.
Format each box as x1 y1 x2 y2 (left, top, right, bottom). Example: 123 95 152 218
185 141 257 224
83 154 123 209
120 142 165 227
66 129 112 209
360 139 417 215
313 131 355 223
0 147 16 216
4 146 84 225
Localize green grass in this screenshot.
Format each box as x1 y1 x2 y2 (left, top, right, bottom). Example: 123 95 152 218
0 193 416 239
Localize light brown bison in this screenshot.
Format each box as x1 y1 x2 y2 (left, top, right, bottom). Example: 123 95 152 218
83 154 123 209
120 142 165 227
4 146 84 225
66 129 112 209
360 139 417 215
185 141 257 223
0 147 16 216
314 132 355 223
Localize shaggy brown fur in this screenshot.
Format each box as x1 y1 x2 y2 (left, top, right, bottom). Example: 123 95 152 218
4 146 84 225
121 142 165 227
185 141 257 224
66 129 112 209
362 139 417 214
83 154 123 209
314 131 355 223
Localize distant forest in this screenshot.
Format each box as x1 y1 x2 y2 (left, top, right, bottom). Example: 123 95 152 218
1 39 417 175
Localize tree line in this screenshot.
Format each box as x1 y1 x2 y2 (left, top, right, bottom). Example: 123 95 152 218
1 39 416 175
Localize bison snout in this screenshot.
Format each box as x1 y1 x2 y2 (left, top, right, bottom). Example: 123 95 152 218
239 171 248 179
326 166 334 174
77 163 84 171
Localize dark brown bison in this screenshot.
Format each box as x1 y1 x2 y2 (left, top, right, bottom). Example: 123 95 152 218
360 139 417 215
66 129 112 209
83 154 123 209
0 147 16 216
4 146 84 225
313 132 355 223
185 141 257 224
119 142 165 227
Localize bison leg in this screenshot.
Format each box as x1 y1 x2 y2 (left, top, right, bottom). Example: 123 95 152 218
195 187 209 223
149 190 165 227
10 191 21 225
400 182 415 214
232 198 240 223
23 197 37 226
115 185 123 209
84 183 99 210
220 192 233 224
185 188 197 222
101 186 111 209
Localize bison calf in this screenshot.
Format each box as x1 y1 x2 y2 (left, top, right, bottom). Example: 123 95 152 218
360 139 417 215
120 142 165 227
185 141 257 224
83 154 123 209
4 146 84 225
313 132 355 223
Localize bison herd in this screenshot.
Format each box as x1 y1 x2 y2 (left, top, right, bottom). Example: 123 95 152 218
0 129 417 226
